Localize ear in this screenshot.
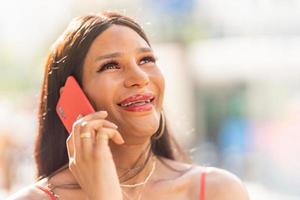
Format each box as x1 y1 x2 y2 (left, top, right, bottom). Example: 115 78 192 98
59 87 64 95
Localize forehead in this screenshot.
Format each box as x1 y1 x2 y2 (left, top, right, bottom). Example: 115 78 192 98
87 24 150 56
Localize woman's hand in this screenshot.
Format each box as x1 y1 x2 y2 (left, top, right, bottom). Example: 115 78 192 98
66 110 124 200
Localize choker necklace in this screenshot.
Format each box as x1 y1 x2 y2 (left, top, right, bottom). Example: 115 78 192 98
120 155 157 188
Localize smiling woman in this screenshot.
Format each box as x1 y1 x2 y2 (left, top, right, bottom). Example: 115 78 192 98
6 11 249 200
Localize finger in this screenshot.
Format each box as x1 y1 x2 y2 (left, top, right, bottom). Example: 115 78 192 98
80 119 118 130
71 114 84 136
72 118 83 161
79 119 118 157
111 129 125 145
78 129 94 160
66 134 74 160
96 128 124 146
75 110 108 125
67 114 82 160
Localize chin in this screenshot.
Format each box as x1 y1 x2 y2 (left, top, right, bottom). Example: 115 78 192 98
120 120 159 138
135 124 159 137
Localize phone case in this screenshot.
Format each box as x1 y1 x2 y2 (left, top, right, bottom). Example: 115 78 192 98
56 76 95 133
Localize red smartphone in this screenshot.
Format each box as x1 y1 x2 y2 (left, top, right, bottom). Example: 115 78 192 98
56 76 95 134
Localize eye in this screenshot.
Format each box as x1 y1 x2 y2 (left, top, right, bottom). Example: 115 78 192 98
139 56 156 65
97 61 120 72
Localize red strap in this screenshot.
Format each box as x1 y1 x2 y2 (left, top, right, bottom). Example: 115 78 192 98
200 171 206 200
36 185 57 200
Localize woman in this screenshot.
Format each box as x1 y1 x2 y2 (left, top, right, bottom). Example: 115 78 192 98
7 11 249 200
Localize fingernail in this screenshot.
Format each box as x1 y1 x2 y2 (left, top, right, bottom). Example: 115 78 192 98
119 139 125 144
112 124 118 129
118 136 125 144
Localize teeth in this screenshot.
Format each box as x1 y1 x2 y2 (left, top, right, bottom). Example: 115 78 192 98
121 99 151 107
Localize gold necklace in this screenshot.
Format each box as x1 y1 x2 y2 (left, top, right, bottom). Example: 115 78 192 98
122 184 146 200
121 156 156 200
118 143 152 182
120 155 156 188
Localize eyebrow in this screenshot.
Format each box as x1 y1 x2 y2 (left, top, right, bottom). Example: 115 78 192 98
95 47 153 62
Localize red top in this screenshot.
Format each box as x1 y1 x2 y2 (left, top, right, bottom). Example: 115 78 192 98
200 171 206 200
36 172 206 200
36 185 57 200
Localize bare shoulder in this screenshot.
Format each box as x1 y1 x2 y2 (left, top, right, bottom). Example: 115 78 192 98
205 167 249 200
156 156 199 180
169 164 250 200
6 180 50 200
156 156 205 199
143 157 249 200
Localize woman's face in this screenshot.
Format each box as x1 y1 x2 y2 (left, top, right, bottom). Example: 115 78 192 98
81 25 165 142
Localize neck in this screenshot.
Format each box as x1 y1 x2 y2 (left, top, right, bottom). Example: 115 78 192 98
109 136 154 183
47 137 155 187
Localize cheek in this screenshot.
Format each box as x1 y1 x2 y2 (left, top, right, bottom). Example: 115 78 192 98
156 68 165 90
153 70 165 104
158 79 165 103
159 74 165 93
84 78 117 111
155 67 165 87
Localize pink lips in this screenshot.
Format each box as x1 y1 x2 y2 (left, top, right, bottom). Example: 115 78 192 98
118 93 154 104
117 93 155 112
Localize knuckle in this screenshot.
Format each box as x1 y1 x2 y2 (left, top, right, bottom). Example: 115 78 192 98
66 135 72 143
69 162 75 171
80 120 88 128
96 126 104 134
66 139 70 146
74 157 81 165
104 120 114 126
72 122 80 132
80 120 104 131
69 157 75 166
110 129 118 137
66 140 72 149
73 120 81 127
98 127 109 137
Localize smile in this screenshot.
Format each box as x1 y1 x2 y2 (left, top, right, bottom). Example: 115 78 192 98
117 97 155 112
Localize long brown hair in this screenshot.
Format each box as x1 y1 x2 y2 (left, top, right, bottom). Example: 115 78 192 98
35 11 191 180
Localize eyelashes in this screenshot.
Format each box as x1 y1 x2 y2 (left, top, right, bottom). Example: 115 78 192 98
97 61 119 72
140 56 157 64
97 55 157 72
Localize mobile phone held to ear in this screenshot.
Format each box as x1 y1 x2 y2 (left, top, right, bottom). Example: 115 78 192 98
56 76 95 134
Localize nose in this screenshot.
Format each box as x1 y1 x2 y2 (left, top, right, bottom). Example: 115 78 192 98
124 61 150 88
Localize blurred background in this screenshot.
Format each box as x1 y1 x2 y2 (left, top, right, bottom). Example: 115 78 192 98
1 0 300 199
